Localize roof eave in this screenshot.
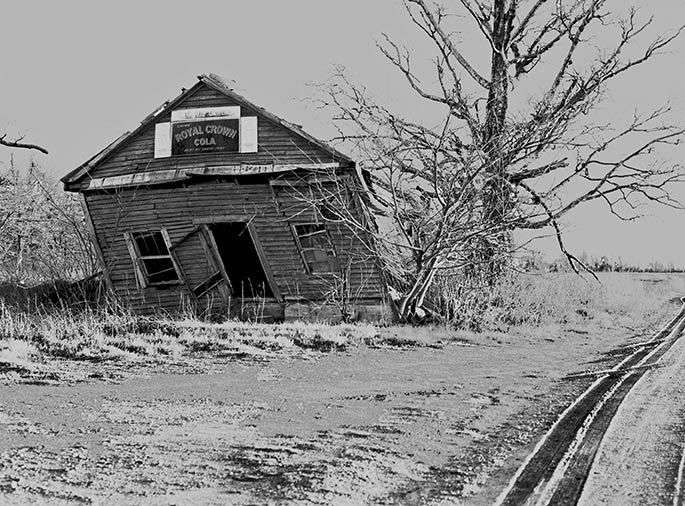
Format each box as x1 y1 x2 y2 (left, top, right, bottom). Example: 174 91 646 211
62 82 206 186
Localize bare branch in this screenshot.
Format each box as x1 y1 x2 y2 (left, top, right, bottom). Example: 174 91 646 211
406 0 491 88
0 134 48 154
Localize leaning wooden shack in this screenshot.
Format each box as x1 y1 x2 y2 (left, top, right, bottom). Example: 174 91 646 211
62 74 386 321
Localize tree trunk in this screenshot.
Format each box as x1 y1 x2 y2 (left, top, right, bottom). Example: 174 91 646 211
474 0 515 283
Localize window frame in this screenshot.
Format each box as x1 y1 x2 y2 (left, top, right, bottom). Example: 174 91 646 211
124 229 182 288
270 178 353 225
291 223 337 275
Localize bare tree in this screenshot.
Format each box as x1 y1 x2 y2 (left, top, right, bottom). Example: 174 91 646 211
318 0 684 319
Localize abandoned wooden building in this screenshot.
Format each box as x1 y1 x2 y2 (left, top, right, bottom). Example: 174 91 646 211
62 74 386 321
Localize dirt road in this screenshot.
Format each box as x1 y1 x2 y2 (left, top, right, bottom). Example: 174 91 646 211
0 319 651 505
495 301 685 505
578 312 685 505
1 273 683 504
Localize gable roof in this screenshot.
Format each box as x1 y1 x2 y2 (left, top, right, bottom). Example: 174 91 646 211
62 74 354 185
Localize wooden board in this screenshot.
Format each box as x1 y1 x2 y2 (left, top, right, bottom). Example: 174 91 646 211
169 226 230 316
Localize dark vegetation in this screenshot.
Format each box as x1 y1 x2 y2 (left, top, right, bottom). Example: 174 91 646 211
517 252 685 274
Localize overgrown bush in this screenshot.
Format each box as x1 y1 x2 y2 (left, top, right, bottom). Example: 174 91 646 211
0 160 98 285
0 275 106 312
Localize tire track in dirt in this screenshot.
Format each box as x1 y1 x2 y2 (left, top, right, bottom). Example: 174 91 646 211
674 444 685 506
496 299 685 506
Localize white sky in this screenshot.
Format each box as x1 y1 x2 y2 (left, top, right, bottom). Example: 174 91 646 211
0 0 683 267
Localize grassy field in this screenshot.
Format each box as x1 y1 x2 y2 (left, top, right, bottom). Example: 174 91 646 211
0 272 683 503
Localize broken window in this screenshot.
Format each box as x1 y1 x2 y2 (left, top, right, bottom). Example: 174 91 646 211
125 230 180 287
292 223 337 274
271 179 353 223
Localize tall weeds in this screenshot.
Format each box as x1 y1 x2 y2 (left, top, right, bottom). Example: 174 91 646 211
433 272 682 331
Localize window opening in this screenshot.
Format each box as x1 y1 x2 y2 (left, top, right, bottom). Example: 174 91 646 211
130 230 180 285
293 223 337 274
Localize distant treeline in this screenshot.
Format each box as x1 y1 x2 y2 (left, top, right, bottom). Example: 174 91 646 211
516 252 685 274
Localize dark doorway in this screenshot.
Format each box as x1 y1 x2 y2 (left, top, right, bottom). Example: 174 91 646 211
210 222 274 298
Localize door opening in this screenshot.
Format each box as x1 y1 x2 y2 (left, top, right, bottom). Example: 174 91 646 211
209 222 274 299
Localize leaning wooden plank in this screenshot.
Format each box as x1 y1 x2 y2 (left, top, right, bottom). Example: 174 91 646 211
123 232 147 289
160 229 186 285
200 224 233 294
85 163 341 190
247 222 282 301
189 162 340 177
86 169 190 190
80 194 113 292
193 271 224 298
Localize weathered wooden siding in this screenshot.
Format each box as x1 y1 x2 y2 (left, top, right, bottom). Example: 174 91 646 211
85 180 384 315
71 84 341 191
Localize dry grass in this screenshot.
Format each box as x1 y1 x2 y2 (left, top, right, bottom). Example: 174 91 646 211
439 271 684 331
0 272 681 378
0 304 397 371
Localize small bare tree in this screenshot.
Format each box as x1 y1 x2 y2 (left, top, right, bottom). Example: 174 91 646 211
317 0 684 319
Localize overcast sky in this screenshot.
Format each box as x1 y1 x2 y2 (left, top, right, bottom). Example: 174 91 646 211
1 0 683 266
